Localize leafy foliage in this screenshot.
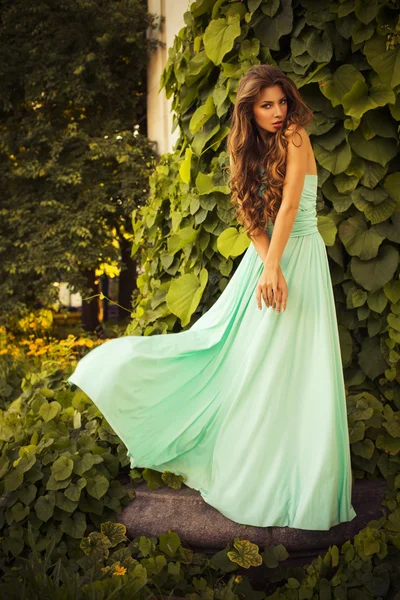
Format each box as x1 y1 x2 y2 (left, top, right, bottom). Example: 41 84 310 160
0 368 134 560
125 0 400 415
0 323 106 409
0 0 158 322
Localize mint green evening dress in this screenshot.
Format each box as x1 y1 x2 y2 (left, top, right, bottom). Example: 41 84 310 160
67 174 357 530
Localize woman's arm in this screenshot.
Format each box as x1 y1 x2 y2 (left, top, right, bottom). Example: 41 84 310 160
242 215 271 262
263 125 310 269
251 231 270 263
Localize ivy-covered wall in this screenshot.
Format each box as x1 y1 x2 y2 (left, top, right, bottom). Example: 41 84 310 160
126 0 400 459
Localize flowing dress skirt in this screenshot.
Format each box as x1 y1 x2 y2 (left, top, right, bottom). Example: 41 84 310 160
67 175 357 530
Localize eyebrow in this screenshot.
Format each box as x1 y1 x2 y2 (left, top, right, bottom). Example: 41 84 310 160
260 96 286 104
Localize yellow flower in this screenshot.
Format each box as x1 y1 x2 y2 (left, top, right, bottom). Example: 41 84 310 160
234 575 243 584
113 565 127 576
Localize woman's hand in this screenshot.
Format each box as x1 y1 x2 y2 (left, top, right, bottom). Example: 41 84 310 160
256 264 288 313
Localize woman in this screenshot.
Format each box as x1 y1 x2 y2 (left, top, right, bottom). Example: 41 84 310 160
67 64 357 530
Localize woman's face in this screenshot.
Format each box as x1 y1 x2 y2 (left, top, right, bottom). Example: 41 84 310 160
252 85 288 134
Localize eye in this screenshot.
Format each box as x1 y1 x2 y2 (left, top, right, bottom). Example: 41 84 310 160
262 99 287 108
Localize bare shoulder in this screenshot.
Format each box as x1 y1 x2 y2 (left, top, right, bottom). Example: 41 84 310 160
283 124 312 181
284 123 310 147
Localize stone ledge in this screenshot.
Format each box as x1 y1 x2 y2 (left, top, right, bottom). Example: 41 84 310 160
118 476 387 565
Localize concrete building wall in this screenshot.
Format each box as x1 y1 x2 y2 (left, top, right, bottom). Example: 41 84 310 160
147 0 189 156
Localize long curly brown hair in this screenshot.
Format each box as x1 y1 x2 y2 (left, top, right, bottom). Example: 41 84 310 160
226 65 314 238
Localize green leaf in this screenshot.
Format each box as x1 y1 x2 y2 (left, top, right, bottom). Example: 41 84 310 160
352 438 375 459
322 180 353 213
253 0 293 50
100 521 128 547
201 125 230 154
46 474 72 491
190 195 200 215
35 491 56 522
142 554 168 575
179 147 193 185
139 536 153 557
220 257 233 277
186 51 213 88
317 66 364 109
388 314 400 332
65 478 87 502
367 289 388 314
5 470 23 492
141 468 164 490
224 2 247 19
159 531 181 557
350 245 398 292
263 548 278 568
3 527 24 558
352 290 368 308
333 173 359 194
342 81 395 120
73 453 98 476
51 455 74 481
227 539 263 568
314 141 352 176
80 531 111 559
166 268 209 327
38 401 62 422
364 34 400 88
86 474 110 500
213 79 229 111
349 128 398 168
203 15 241 65
355 0 379 24
196 171 230 195
55 491 79 513
0 456 10 478
216 227 250 258
192 114 221 155
167 226 198 255
248 0 262 11
384 281 400 304
353 194 397 225
338 215 384 259
18 483 37 506
273 543 289 562
317 215 337 246
339 326 353 367
358 336 388 379
14 454 36 474
60 511 87 539
383 172 400 208
11 502 30 523
306 30 333 63
189 96 215 134
239 38 260 60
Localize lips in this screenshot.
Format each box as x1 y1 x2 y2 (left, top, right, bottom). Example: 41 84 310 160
274 121 282 124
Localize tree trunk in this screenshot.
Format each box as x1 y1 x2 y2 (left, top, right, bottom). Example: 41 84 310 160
81 267 100 331
100 273 109 322
118 236 137 321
